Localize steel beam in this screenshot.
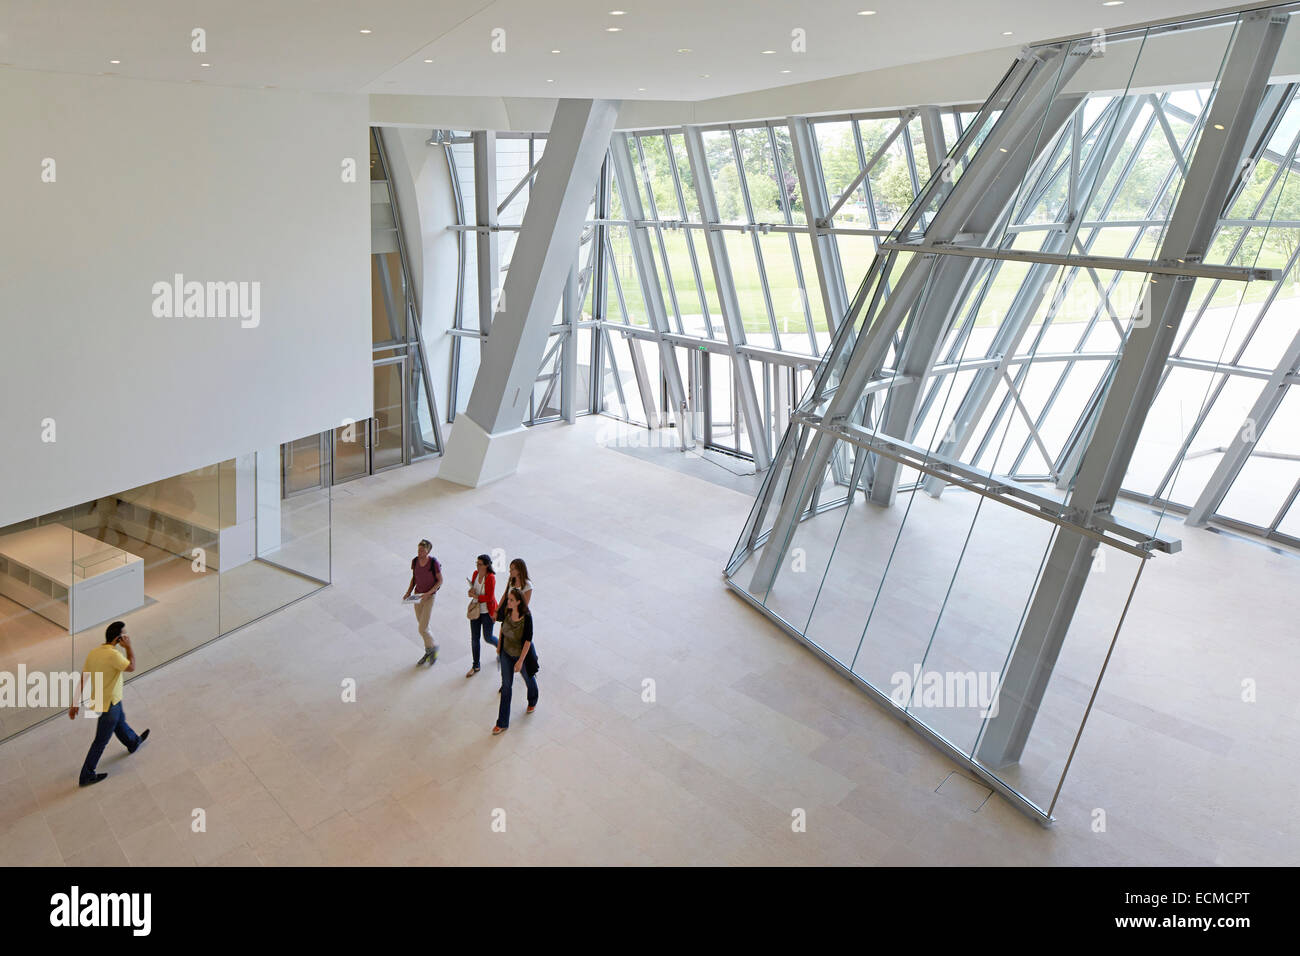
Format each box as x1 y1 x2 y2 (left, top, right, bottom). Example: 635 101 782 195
682 125 772 468
561 262 578 423
1184 325 1300 525
609 132 692 448
920 107 949 177
472 131 499 335
788 116 852 337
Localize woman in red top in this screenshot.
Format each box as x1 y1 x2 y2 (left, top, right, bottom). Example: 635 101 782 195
466 553 499 677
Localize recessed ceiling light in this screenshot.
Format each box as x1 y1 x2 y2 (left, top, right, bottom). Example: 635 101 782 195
609 9 626 14
858 9 877 15
1102 1 1124 6
551 49 561 53
677 48 691 54
762 50 775 54
201 62 211 67
780 69 792 74
1002 31 1013 36
424 58 433 63
109 59 121 64
606 26 622 32
547 78 555 83
700 73 711 78
998 146 1008 152
637 87 647 91
1214 123 1225 130
359 28 372 34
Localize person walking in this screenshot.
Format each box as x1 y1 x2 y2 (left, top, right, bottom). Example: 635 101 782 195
403 539 443 666
465 553 499 678
506 558 533 607
506 558 539 676
68 621 150 787
491 587 537 735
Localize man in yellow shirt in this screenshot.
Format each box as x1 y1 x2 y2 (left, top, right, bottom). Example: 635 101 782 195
68 620 150 787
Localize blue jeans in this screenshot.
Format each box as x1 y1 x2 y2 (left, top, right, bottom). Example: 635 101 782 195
470 613 497 668
79 702 140 783
496 650 538 729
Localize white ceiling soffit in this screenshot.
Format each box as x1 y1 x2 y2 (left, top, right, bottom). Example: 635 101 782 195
0 0 1255 100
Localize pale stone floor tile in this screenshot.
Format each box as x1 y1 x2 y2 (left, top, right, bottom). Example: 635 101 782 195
4 416 1297 865
97 781 165 842
216 787 298 848
251 828 325 867
0 810 63 866
44 799 114 861
147 768 216 830
65 834 130 866
0 776 41 833
205 843 262 867
171 801 250 865
118 819 195 866
193 756 264 808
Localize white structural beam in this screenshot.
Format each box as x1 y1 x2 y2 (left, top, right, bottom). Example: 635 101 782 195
788 116 852 337
440 99 620 487
919 106 948 176
976 9 1289 769
1184 325 1300 526
561 262 579 423
682 125 772 469
473 130 499 335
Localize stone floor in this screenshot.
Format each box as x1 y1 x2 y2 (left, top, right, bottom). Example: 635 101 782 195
0 415 1296 865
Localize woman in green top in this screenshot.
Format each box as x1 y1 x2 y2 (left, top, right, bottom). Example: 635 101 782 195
491 587 537 735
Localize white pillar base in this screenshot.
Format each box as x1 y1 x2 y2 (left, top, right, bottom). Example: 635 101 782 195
438 417 528 488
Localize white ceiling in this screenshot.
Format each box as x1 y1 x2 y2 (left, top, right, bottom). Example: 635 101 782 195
0 1 1253 101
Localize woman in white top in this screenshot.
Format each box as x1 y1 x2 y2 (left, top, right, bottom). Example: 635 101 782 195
507 558 533 607
507 558 538 676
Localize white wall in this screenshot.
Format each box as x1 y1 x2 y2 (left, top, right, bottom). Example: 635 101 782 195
0 69 372 529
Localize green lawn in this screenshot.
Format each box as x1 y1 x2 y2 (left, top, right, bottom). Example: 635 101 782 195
598 222 1294 341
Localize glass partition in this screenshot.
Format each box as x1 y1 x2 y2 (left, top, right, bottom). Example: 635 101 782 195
0 433 332 744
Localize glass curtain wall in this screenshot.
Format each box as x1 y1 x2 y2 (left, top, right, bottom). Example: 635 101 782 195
723 5 1300 820
433 107 965 459
0 434 332 742
432 41 1299 551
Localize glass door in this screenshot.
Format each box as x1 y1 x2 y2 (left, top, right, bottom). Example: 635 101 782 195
332 419 370 484
372 358 407 472
282 435 327 496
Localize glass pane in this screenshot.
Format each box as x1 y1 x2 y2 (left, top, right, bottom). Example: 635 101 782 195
373 362 405 471
223 442 331 632
283 436 325 495
333 420 369 483
371 252 405 345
